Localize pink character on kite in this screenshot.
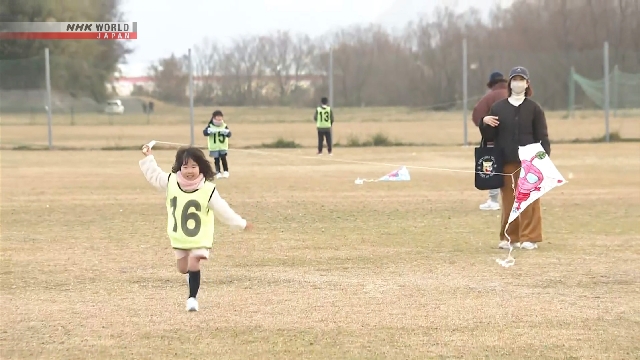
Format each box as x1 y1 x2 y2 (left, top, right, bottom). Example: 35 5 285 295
513 152 546 211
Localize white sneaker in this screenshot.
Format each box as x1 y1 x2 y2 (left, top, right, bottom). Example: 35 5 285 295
186 297 198 312
520 242 538 250
222 171 229 178
479 200 500 211
498 241 510 249
498 241 520 249
215 173 223 179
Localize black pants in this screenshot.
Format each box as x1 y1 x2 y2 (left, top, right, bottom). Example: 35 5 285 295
213 154 228 173
317 129 332 153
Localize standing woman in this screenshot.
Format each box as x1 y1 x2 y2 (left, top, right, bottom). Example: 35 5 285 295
479 66 551 250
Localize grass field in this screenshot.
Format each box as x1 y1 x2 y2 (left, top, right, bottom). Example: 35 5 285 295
1 128 640 358
1 106 640 358
1 106 639 149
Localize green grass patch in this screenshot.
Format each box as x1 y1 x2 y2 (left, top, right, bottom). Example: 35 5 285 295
257 137 302 149
335 132 416 147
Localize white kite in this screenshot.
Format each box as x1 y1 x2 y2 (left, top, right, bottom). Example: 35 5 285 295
497 143 567 268
355 166 410 185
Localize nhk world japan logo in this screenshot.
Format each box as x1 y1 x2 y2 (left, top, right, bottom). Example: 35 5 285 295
0 22 137 40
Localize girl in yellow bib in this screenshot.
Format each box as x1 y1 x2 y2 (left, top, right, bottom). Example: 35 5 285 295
139 145 252 312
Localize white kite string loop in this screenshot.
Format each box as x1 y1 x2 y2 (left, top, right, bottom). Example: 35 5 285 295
496 170 520 268
145 140 521 178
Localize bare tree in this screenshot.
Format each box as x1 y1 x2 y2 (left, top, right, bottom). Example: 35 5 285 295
329 26 377 106
291 34 316 87
232 36 262 105
154 0 640 108
193 37 219 105
149 54 188 104
412 8 467 108
260 31 294 103
217 45 244 105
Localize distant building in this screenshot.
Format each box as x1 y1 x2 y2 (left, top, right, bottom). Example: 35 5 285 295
106 74 323 98
108 76 155 96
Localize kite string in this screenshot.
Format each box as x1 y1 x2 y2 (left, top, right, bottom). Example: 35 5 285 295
150 140 522 267
150 140 521 177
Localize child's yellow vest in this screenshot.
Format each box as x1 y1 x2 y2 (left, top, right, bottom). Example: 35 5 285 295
165 174 216 249
316 107 331 128
207 122 229 151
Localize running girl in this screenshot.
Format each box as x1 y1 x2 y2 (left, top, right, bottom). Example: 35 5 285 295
139 144 252 312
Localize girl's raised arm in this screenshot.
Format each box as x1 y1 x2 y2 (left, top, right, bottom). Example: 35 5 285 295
139 147 170 191
207 190 247 231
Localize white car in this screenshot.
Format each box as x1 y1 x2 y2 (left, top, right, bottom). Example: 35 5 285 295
105 100 125 114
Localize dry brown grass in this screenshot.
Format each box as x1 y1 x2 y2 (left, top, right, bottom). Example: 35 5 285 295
1 141 640 359
1 107 639 149
1 106 451 126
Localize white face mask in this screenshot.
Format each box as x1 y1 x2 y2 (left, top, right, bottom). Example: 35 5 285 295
510 80 527 94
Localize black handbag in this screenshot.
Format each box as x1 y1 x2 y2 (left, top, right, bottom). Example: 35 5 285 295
474 138 504 190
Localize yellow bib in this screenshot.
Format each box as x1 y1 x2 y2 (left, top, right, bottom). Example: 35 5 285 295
165 174 216 249
207 122 229 151
316 106 331 128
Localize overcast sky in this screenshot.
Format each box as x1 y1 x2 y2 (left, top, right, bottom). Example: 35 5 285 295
119 0 513 76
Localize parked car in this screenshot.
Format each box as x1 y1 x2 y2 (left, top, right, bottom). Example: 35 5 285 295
105 99 125 114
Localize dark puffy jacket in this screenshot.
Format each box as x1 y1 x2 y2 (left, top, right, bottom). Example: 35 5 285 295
479 98 551 163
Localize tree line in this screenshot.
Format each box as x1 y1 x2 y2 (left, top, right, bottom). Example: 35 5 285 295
146 0 639 110
0 0 131 103
1 0 638 110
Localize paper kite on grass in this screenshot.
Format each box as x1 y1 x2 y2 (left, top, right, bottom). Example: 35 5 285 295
354 166 411 184
378 166 411 182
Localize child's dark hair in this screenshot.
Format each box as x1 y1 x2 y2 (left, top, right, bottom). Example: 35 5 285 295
171 146 216 181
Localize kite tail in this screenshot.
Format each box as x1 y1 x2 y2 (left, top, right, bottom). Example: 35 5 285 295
496 223 516 268
494 170 518 267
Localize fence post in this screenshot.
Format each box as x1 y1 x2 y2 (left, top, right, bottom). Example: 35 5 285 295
568 66 575 119
188 48 194 146
329 47 334 107
612 64 619 117
462 38 468 147
45 47 53 149
603 41 610 142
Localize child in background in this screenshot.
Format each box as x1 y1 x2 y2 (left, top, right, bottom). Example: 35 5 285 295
139 144 252 312
203 110 232 179
314 97 334 156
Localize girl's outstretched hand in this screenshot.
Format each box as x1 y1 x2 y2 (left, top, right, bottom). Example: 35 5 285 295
244 222 253 231
141 144 152 156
